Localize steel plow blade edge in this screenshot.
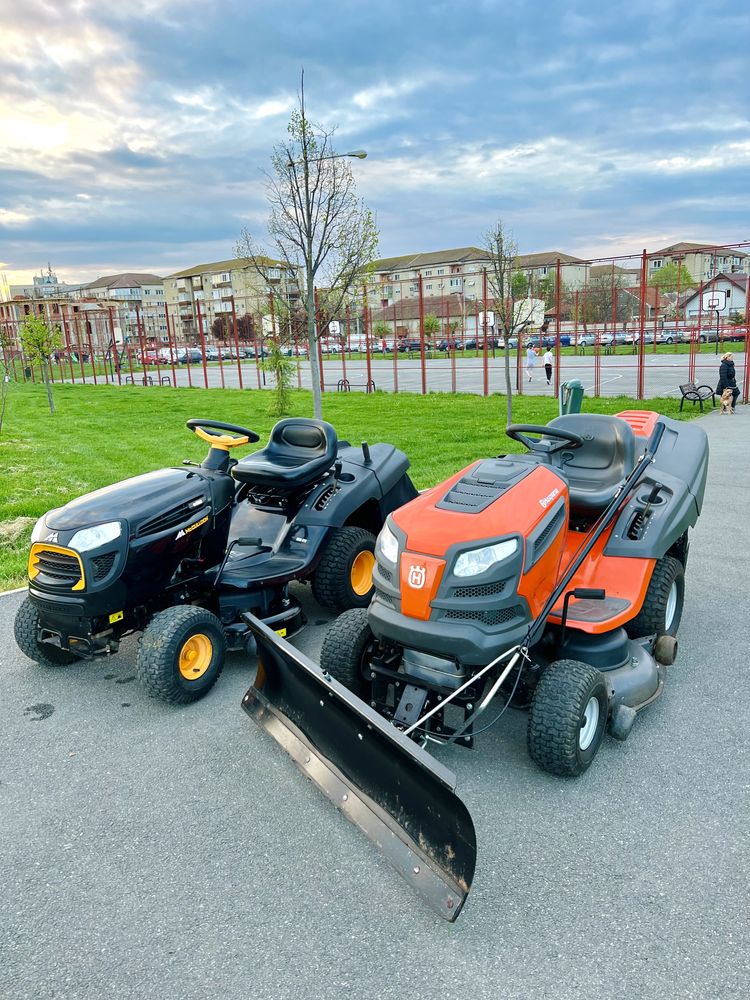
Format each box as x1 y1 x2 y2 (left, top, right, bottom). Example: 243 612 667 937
242 614 477 921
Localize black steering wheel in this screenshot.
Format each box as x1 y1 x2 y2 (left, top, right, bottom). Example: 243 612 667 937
186 418 260 448
506 423 584 454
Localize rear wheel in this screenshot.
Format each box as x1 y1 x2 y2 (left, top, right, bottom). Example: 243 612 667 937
14 597 77 667
625 556 684 639
136 605 226 704
312 527 376 612
319 608 373 696
527 659 609 777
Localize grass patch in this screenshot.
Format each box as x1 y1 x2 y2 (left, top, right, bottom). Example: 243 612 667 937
0 383 698 589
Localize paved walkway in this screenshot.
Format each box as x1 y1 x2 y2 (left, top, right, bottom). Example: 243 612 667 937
0 406 748 1000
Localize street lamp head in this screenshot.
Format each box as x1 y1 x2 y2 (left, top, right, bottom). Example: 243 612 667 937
346 149 368 159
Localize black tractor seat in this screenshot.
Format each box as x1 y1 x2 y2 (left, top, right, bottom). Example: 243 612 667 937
232 418 338 492
545 414 636 517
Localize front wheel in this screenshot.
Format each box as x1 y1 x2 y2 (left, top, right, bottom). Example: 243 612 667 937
319 608 373 696
625 556 684 639
14 597 77 667
527 660 609 777
136 605 226 704
311 527 376 612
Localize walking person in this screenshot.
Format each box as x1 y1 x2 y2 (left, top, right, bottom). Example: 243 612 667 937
525 345 537 382
542 347 554 385
717 352 740 413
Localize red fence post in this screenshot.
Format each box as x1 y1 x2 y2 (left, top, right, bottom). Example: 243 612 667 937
482 269 489 397
216 310 227 390
743 275 750 403
418 274 426 394
163 302 178 387
554 259 562 396
195 299 209 388
230 297 244 390
637 249 647 399
392 304 399 393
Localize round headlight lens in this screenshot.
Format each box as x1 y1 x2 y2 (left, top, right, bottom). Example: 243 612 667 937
454 538 518 577
378 523 399 563
69 521 122 552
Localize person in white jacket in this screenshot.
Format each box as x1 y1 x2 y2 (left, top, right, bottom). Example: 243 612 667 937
525 345 537 382
542 348 554 385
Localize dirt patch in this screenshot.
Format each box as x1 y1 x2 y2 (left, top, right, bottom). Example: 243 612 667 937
0 516 35 548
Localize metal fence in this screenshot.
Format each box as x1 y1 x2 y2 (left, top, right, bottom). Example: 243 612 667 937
2 243 748 403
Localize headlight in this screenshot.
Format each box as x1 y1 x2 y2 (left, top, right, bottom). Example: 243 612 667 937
31 514 51 542
69 521 122 552
454 538 518 577
379 523 399 563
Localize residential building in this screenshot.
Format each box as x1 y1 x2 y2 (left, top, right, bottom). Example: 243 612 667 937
680 273 749 320
369 247 591 310
8 265 83 300
77 272 167 341
647 243 749 283
515 252 590 291
164 257 301 340
589 264 640 288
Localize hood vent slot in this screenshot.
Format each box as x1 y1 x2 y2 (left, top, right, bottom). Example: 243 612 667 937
138 498 205 537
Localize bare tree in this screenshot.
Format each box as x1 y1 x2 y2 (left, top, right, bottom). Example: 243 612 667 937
483 222 540 426
236 72 378 419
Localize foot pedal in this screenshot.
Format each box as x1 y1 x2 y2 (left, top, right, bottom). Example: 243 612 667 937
393 685 428 728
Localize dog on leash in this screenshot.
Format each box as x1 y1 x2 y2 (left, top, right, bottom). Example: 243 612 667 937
720 388 734 414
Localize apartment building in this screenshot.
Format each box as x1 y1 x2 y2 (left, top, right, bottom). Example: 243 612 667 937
164 257 301 339
589 264 640 288
79 272 167 340
370 247 591 309
647 243 749 283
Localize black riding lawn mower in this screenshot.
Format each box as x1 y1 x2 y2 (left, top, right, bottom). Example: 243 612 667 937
15 418 416 703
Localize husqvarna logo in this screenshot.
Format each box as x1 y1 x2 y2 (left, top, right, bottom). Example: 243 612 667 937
408 565 427 589
539 488 560 509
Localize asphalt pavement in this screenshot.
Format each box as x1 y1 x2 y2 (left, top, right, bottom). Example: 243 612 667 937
1 407 748 1000
118 348 747 398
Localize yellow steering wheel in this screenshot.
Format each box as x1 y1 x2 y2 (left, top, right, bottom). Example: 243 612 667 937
186 418 260 452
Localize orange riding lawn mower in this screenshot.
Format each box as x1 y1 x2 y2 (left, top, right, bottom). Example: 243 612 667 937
242 409 708 920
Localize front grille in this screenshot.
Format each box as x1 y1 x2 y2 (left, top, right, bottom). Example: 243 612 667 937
443 605 520 627
374 588 395 608
32 548 82 589
138 498 205 537
377 565 393 584
92 552 117 580
453 579 506 599
32 597 82 616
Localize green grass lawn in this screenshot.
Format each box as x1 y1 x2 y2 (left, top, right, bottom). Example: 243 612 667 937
0 383 698 589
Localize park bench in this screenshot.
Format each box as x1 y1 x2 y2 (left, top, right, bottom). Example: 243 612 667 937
337 377 376 393
678 382 715 412
125 375 171 386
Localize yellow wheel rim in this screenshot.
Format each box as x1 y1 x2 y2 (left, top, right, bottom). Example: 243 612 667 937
350 550 375 597
178 633 213 680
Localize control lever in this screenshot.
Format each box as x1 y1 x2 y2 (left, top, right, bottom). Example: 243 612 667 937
560 587 606 648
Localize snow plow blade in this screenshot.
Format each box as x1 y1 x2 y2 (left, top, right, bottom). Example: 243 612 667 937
242 615 477 921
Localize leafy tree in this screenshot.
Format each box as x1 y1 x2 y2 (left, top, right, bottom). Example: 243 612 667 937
423 313 441 342
20 315 62 414
483 222 540 425
649 261 695 293
236 72 378 419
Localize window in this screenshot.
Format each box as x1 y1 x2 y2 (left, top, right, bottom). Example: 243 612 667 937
393 273 400 280
539 266 548 276
409 285 418 293
651 259 662 269
449 278 462 287
437 268 445 275
425 270 432 276
267 268 280 279
425 283 433 290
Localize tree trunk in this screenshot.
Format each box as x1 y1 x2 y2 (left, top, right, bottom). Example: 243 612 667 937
503 342 513 426
43 361 55 414
306 278 322 419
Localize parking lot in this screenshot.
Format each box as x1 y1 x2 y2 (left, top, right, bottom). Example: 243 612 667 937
1 407 748 1000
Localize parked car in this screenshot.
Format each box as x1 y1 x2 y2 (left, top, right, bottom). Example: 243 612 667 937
397 339 430 353
175 347 203 364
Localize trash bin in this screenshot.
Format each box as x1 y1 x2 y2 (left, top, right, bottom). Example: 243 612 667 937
23 366 32 381
559 378 584 415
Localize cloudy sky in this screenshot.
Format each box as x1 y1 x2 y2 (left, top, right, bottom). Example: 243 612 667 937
1 0 748 284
